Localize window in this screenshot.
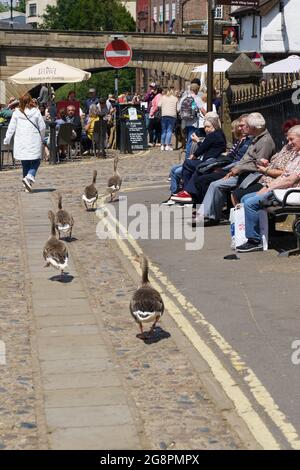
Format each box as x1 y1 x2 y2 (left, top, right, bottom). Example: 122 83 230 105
165 3 169 22
172 3 176 20
29 3 37 17
214 6 223 19
153 6 157 23
252 15 257 37
159 5 163 23
239 17 244 39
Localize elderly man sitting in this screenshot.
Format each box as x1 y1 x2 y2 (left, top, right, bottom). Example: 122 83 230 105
237 125 300 252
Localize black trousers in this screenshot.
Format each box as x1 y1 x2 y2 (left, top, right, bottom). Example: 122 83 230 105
148 118 161 144
193 170 228 203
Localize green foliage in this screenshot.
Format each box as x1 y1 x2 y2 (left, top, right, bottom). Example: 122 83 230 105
41 0 135 32
0 4 7 13
55 69 136 104
15 0 26 13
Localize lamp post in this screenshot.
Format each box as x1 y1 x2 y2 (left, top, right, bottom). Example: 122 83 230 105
10 0 13 29
207 0 215 111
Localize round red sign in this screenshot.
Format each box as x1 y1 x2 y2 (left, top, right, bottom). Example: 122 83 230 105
104 39 132 69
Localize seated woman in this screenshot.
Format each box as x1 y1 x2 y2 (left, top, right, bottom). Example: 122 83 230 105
81 104 99 155
191 116 252 204
171 116 226 203
232 118 300 204
162 112 221 205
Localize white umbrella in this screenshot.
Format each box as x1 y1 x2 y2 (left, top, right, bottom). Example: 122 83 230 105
192 58 233 73
262 55 300 74
9 59 91 84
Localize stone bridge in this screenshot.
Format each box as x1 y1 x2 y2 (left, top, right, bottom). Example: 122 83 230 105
0 29 237 100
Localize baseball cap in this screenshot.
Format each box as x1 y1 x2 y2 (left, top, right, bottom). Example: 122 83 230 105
89 88 96 93
150 82 156 88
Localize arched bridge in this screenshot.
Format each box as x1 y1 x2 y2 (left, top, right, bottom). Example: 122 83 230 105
0 29 237 99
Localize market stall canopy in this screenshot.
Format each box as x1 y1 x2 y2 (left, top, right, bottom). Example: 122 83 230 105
263 55 300 74
192 58 233 73
9 59 91 84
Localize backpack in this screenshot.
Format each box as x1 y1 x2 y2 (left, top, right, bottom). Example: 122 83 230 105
180 96 198 120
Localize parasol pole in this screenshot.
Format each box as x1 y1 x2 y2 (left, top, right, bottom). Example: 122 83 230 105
48 83 57 164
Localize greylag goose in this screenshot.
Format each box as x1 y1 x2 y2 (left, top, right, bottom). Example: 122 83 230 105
82 170 98 210
43 210 68 279
130 255 164 338
107 157 122 201
55 193 74 239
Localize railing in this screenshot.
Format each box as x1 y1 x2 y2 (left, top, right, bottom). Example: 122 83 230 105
229 72 300 150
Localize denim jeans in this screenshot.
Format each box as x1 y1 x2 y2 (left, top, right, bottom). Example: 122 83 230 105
241 191 272 242
161 116 176 146
21 159 41 180
170 164 182 194
185 126 198 160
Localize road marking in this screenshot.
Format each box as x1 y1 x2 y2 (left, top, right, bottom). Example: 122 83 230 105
98 208 300 450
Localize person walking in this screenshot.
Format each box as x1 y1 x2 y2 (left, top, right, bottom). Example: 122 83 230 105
4 93 46 192
159 88 178 151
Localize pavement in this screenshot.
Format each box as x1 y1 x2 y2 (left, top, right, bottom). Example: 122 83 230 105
0 148 299 450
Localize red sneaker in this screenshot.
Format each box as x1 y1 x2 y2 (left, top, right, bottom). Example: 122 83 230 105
171 191 192 202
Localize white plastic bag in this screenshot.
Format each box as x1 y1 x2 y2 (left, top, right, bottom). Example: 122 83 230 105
230 204 268 251
233 204 247 249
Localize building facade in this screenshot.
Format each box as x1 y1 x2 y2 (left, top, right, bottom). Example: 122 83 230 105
25 0 135 28
233 0 300 54
26 0 56 27
137 1 232 35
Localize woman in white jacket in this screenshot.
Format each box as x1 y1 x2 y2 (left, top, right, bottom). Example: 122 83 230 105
4 93 46 192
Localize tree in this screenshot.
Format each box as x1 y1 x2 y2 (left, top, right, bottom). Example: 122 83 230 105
15 0 26 13
41 0 135 32
55 69 136 105
41 0 136 98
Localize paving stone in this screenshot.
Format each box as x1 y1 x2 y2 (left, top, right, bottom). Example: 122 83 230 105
45 387 127 408
49 424 141 450
46 405 132 428
43 371 121 390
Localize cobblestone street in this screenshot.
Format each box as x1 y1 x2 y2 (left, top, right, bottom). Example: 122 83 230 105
0 151 242 450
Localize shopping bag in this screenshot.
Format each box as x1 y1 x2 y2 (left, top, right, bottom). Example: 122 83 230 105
230 205 269 251
233 204 247 249
258 209 268 251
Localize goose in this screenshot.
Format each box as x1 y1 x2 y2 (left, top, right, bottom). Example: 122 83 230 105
107 156 122 202
43 210 68 279
130 255 164 338
55 193 74 239
82 170 98 210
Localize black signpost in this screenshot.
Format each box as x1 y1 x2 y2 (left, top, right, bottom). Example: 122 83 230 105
119 104 147 153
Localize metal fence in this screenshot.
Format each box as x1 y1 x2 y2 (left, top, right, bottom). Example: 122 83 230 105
229 73 300 150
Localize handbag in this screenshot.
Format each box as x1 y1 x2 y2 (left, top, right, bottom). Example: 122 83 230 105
197 156 233 175
238 172 262 190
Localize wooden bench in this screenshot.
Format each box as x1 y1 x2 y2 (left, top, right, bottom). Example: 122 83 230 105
266 189 300 257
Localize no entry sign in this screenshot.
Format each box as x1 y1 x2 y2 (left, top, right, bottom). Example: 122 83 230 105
104 39 132 69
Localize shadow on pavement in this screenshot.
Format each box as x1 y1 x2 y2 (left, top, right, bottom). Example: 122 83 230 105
137 326 171 345
49 273 74 283
32 188 56 193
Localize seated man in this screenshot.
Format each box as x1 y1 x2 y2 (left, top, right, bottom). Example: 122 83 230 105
237 124 300 252
197 112 276 226
65 105 82 141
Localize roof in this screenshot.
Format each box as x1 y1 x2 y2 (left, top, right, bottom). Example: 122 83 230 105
232 0 279 17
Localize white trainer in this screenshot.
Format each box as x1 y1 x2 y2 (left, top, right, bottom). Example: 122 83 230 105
161 145 165 151
165 146 173 151
22 176 32 192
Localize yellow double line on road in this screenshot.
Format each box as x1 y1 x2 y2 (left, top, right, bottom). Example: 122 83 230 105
98 205 300 450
